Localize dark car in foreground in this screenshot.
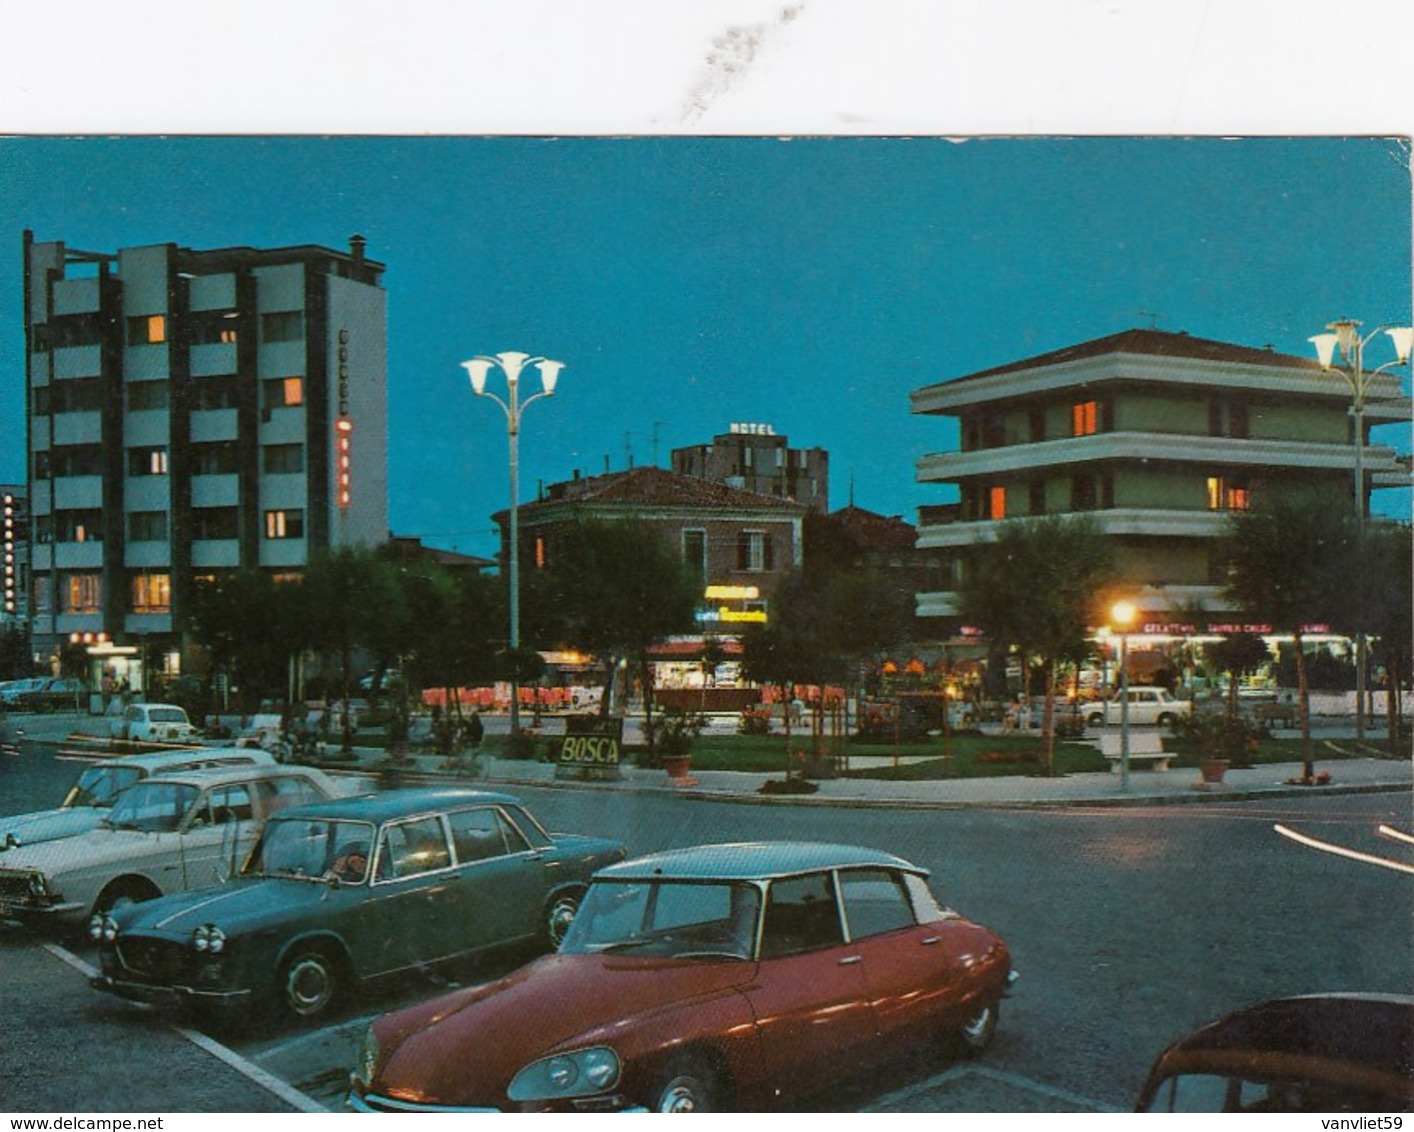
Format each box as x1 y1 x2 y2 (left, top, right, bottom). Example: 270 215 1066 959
348 841 1015 1112
1136 993 1414 1112
89 788 626 1022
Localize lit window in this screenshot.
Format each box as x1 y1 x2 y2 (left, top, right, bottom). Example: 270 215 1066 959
1207 477 1250 511
535 536 547 569
989 486 1007 520
128 447 169 476
63 574 101 614
131 572 171 613
263 376 304 411
1072 401 1099 436
264 510 305 540
1228 486 1250 511
1207 477 1223 510
126 315 166 346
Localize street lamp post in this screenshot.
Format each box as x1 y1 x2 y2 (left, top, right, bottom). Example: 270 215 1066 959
1111 600 1137 793
1309 321 1412 741
461 351 564 738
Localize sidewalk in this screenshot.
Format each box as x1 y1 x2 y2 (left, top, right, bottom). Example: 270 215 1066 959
18 710 1411 811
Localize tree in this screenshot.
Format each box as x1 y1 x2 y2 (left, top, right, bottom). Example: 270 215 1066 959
527 519 699 761
1364 523 1414 751
1207 631 1272 720
957 515 1116 773
187 567 303 712
1222 486 1355 780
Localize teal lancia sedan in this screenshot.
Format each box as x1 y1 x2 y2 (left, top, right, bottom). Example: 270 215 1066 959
88 787 626 1022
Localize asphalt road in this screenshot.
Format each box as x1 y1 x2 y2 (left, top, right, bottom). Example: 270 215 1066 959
2 740 1410 1112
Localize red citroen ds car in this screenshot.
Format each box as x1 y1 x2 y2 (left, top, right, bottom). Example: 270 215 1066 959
348 841 1016 1112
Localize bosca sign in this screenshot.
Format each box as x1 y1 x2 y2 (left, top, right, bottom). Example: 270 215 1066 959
557 716 624 780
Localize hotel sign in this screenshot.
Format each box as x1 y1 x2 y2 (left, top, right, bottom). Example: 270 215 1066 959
729 422 776 435
336 328 353 509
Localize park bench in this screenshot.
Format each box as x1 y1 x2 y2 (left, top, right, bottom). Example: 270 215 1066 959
1097 730 1172 772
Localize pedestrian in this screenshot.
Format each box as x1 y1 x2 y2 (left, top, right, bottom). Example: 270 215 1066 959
467 710 484 748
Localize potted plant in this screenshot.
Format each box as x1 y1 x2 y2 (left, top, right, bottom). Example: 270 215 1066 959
651 710 707 780
1166 710 1258 786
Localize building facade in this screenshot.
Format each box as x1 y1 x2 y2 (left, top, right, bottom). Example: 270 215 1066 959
498 466 808 629
23 233 388 673
2 485 29 632
671 422 829 514
911 328 1410 624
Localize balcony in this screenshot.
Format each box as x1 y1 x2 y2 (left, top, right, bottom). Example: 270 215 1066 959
916 581 1235 620
917 507 1232 549
917 431 1404 483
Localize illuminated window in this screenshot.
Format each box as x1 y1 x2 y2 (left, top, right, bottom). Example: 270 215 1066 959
127 447 169 476
264 509 305 540
130 572 171 613
1072 401 1099 436
1207 476 1250 511
1227 486 1250 511
63 574 101 614
126 314 167 346
989 486 1007 520
55 511 104 543
534 536 547 569
263 376 304 410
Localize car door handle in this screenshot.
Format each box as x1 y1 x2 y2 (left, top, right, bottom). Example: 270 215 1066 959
838 955 862 966
921 936 941 945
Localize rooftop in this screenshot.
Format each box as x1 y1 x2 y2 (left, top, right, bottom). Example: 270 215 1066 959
518 466 809 516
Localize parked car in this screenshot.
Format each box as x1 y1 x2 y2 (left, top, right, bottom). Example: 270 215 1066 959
1083 686 1191 728
89 787 627 1022
347 841 1016 1112
0 677 52 710
0 747 276 853
22 677 87 712
0 763 343 929
110 702 202 744
1136 993 1414 1112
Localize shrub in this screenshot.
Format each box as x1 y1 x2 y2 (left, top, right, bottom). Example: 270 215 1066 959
1167 711 1259 767
737 707 772 736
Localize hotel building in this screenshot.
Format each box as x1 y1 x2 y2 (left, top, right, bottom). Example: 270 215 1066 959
911 328 1410 626
671 422 829 514
23 233 387 674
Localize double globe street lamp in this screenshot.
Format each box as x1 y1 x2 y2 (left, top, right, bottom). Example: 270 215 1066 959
1308 321 1412 741
461 351 564 738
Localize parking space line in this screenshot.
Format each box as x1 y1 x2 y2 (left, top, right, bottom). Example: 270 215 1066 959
44 942 328 1114
868 1062 1123 1113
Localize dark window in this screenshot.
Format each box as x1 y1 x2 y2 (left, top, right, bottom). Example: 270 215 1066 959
1028 480 1046 515
192 507 238 540
51 446 104 477
683 529 707 585
128 511 168 542
1208 398 1223 437
760 872 844 959
191 376 239 412
49 378 103 414
1071 474 1097 511
54 511 105 543
191 442 239 476
1229 399 1249 439
48 313 103 349
262 444 304 475
1028 408 1046 443
261 311 304 343
839 869 917 940
127 381 170 411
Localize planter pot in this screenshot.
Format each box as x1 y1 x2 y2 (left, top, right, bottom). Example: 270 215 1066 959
1198 757 1230 785
662 754 693 779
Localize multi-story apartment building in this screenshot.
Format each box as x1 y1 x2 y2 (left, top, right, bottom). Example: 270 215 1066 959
671 422 829 514
911 328 1410 624
23 233 388 674
499 465 808 628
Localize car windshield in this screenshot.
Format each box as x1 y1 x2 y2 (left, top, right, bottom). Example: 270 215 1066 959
103 782 199 832
247 818 377 883
560 879 761 960
1143 1072 1397 1113
63 765 144 809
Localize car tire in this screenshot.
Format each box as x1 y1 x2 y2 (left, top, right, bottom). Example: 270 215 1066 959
955 1001 999 1056
1085 713 1103 728
649 1057 727 1113
1156 713 1174 729
544 888 585 950
93 876 162 916
280 947 341 1020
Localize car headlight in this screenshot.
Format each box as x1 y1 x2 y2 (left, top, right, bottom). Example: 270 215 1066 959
350 1026 381 1089
27 872 48 897
190 924 226 953
89 913 120 943
506 1047 621 1103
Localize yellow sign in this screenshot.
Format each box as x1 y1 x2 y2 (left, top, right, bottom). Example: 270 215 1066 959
704 585 760 601
719 609 767 623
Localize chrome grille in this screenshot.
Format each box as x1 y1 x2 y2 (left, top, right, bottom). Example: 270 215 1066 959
117 937 190 981
0 871 37 903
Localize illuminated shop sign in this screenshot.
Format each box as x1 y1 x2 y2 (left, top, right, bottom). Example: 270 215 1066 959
558 717 624 782
696 608 768 625
336 328 352 509
729 422 776 435
703 585 760 601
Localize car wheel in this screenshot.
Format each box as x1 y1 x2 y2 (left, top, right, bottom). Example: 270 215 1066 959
1157 713 1175 728
1085 713 1103 728
650 1058 726 1113
544 888 585 950
93 876 162 916
956 1001 999 1056
280 948 340 1020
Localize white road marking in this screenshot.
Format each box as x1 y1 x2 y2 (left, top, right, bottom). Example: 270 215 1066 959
44 941 328 1113
1274 823 1414 874
868 1063 1122 1112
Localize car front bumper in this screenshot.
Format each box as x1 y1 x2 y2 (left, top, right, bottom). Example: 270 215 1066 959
89 971 252 1011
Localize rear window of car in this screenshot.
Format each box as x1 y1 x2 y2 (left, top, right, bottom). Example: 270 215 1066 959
150 708 186 723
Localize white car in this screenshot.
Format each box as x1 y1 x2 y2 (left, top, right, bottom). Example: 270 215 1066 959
1083 687 1192 728
110 702 201 744
0 763 343 927
0 747 276 853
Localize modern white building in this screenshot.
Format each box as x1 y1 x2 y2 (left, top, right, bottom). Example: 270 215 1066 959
911 328 1411 625
23 233 388 672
